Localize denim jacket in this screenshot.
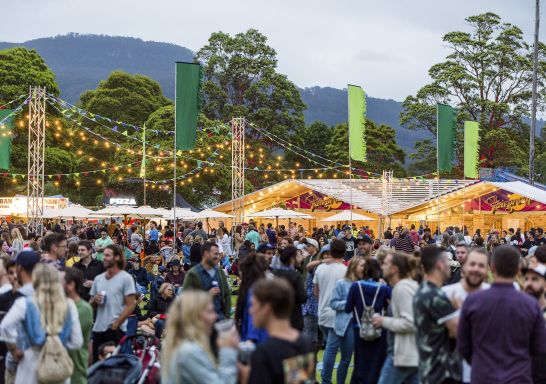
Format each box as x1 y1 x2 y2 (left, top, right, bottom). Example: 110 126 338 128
329 279 353 337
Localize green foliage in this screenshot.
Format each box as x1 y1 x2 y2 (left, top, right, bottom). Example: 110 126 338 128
0 48 60 103
326 121 406 177
286 121 333 167
79 71 172 126
408 140 437 175
196 29 306 141
401 12 546 175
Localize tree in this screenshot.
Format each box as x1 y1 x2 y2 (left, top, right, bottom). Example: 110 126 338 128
79 71 171 127
196 29 306 142
401 13 546 174
326 121 406 176
0 48 60 103
286 121 333 168
408 140 437 175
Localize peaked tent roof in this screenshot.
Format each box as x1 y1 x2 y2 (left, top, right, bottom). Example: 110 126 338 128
213 178 477 215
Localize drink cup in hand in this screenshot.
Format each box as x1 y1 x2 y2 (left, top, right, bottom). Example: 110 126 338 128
214 319 239 349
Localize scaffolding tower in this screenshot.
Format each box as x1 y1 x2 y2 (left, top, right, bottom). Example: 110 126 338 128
380 170 393 235
231 118 245 226
27 86 46 236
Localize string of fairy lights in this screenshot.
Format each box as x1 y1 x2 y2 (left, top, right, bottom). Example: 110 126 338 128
0 93 438 188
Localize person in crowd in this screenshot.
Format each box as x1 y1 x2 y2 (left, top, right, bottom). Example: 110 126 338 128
441 247 489 384
328 256 364 384
389 230 400 248
445 242 469 285
73 240 105 301
218 227 232 259
0 260 19 382
165 259 185 290
258 227 268 245
89 244 137 362
372 251 420 384
95 230 113 262
0 264 83 384
63 267 93 384
9 229 23 258
272 245 307 331
147 282 174 338
233 225 244 257
189 221 207 241
0 240 11 260
162 291 239 384
159 239 176 264
65 241 80 267
130 227 144 255
522 263 546 383
181 235 193 265
265 223 277 248
183 242 231 320
67 227 80 245
129 258 149 294
345 255 391 384
313 239 347 383
422 227 435 246
189 235 204 267
458 245 546 383
244 224 261 250
97 341 116 361
394 230 415 255
235 252 269 343
340 227 357 261
256 243 276 269
243 278 315 384
355 235 373 259
41 232 67 268
413 246 460 384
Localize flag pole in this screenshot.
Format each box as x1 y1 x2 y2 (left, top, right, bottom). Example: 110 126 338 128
436 105 441 238
142 124 146 206
173 62 177 231
348 90 353 225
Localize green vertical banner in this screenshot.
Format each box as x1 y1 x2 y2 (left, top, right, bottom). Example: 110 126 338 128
348 84 366 162
437 104 457 172
0 110 14 170
175 62 201 151
464 121 480 179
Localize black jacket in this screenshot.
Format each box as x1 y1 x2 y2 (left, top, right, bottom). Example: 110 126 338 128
147 295 174 318
271 268 307 331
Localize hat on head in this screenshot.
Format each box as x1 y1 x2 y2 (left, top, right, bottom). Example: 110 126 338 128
170 259 181 266
357 235 373 244
319 243 331 256
524 263 546 278
257 243 275 253
15 249 40 270
306 238 319 249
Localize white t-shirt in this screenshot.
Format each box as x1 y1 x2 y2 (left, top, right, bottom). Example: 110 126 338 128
442 281 490 383
313 262 347 327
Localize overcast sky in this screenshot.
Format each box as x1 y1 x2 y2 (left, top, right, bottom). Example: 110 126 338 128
1 0 542 101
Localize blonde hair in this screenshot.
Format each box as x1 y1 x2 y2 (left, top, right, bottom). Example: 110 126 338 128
161 291 215 378
32 264 68 335
345 256 365 282
159 282 172 297
11 228 23 242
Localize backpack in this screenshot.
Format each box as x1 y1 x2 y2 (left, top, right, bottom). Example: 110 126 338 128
354 283 382 341
37 334 74 383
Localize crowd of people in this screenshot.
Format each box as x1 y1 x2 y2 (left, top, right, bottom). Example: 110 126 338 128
0 216 545 383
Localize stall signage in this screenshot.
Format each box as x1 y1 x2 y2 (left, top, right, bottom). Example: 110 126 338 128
0 197 68 216
468 189 545 214
285 192 352 212
109 197 137 205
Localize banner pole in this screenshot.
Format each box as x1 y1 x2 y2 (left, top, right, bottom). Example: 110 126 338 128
173 62 177 230
143 124 146 206
436 105 441 238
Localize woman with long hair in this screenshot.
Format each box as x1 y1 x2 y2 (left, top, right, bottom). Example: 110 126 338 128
218 227 232 258
10 228 23 257
235 252 268 343
65 241 80 267
162 291 239 384
233 225 243 256
326 256 366 384
345 257 391 384
0 263 83 384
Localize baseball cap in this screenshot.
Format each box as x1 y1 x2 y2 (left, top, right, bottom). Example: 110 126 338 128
170 259 181 266
306 238 319 249
257 243 275 253
524 263 546 278
319 243 331 256
357 235 373 244
15 249 40 270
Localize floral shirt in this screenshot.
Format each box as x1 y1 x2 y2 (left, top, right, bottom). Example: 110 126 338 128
413 281 461 384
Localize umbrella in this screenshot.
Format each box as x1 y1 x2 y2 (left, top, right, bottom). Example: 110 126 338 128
158 208 199 221
320 210 374 222
193 209 234 220
88 205 138 218
53 205 94 219
247 208 314 228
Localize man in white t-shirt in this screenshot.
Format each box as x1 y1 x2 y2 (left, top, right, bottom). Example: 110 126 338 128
313 239 347 383
442 247 490 384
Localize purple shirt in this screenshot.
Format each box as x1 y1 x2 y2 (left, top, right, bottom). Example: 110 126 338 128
458 283 546 384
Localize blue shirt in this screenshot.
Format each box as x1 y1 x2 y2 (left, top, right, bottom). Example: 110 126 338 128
345 279 391 328
149 228 159 242
195 264 225 320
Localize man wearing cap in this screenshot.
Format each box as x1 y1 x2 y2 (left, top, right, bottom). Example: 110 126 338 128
165 259 185 293
355 235 373 259
257 243 277 268
523 263 546 384
340 227 357 261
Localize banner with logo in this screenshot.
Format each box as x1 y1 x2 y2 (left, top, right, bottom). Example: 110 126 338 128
467 190 546 214
285 192 353 212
